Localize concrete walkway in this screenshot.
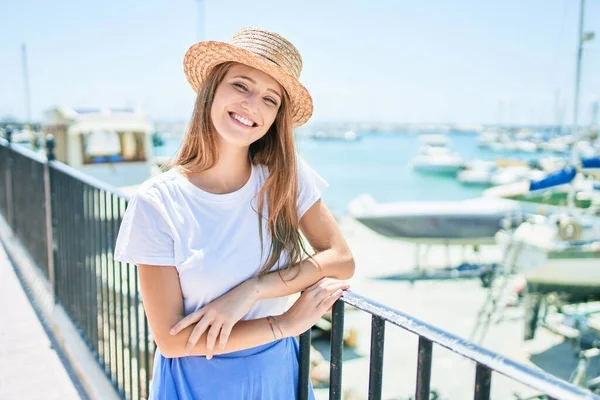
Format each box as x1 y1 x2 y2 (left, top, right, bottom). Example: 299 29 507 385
0 243 84 400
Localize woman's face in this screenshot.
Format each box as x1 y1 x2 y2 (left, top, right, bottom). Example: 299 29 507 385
211 63 283 148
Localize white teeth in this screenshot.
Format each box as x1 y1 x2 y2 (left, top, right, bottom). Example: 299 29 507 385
231 113 253 127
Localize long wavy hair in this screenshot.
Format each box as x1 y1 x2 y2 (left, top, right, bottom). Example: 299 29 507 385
171 62 311 277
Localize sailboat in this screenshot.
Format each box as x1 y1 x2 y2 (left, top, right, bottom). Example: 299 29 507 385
484 157 600 208
492 0 599 340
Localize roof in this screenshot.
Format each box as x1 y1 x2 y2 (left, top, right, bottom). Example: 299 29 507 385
43 106 154 134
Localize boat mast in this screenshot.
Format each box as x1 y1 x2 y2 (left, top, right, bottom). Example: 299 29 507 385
196 0 205 41
567 0 595 210
572 0 596 134
21 43 31 126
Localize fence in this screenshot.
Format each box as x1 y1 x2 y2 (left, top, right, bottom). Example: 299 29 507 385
0 133 597 400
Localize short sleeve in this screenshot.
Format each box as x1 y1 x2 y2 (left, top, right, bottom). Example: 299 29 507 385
297 156 329 219
114 191 176 266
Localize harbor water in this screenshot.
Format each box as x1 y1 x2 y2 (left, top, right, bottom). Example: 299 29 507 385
156 131 546 214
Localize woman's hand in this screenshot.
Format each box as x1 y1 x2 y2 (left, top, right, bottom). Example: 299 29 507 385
279 278 350 338
169 280 259 358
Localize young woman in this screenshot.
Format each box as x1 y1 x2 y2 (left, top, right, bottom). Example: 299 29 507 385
114 27 355 399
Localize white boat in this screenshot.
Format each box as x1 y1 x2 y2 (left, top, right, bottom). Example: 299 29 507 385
457 160 497 186
458 161 546 188
539 138 570 154
411 135 464 175
494 159 600 296
11 128 34 144
489 166 546 186
348 194 521 245
309 130 361 142
43 106 159 188
515 141 538 153
483 160 600 207
417 133 450 147
496 213 600 295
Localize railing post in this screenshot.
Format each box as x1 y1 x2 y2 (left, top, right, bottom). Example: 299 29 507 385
415 337 433 400
474 363 492 400
5 126 14 229
298 330 312 400
44 134 57 302
330 300 345 400
368 316 385 400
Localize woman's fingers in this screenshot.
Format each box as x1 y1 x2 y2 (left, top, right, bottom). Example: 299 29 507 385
325 281 351 293
313 285 338 307
184 316 212 355
218 323 234 353
320 289 343 311
307 278 350 293
205 323 222 360
171 308 205 335
307 281 350 301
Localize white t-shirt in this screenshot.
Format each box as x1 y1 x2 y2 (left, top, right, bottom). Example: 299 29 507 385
114 157 328 320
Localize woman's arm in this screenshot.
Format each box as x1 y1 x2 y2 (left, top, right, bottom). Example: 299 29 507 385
139 263 345 359
250 199 355 300
168 199 354 355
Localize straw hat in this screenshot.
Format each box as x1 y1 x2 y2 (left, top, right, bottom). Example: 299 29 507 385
183 27 313 127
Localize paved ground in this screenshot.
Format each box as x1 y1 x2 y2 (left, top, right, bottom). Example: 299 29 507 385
0 243 83 400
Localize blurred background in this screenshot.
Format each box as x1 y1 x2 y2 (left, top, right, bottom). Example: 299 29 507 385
2 1 600 400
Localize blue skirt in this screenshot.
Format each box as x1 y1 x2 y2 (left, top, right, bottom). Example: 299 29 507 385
150 337 316 400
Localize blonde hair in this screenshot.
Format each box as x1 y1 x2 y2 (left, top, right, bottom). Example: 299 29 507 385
171 62 311 277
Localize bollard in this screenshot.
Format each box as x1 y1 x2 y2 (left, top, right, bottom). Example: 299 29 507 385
5 126 13 144
45 134 56 161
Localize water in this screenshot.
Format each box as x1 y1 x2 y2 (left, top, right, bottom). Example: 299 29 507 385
157 131 547 214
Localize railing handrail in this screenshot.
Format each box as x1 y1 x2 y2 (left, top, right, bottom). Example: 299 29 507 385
0 137 47 164
49 160 132 201
341 290 599 400
0 138 132 201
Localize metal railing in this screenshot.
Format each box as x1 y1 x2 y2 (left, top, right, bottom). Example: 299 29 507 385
1 133 598 400
1 135 154 400
297 292 599 400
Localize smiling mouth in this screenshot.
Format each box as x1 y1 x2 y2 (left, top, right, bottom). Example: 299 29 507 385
228 112 258 128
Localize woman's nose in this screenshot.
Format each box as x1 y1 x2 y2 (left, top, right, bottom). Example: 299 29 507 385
241 92 259 111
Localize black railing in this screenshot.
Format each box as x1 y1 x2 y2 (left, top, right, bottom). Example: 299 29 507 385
2 137 49 278
1 135 599 400
1 136 154 400
49 163 155 399
298 291 600 400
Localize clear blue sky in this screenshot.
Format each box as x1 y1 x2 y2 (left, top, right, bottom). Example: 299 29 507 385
1 0 599 125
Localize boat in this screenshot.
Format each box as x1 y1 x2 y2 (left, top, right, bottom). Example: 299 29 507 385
411 135 465 176
457 160 497 186
489 166 546 186
348 194 521 245
308 130 361 142
42 106 159 187
495 213 600 339
484 160 600 210
458 160 546 188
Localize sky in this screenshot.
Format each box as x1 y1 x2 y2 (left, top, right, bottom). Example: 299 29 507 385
1 0 599 126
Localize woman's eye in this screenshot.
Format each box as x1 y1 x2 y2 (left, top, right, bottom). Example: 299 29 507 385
233 82 248 91
265 97 278 106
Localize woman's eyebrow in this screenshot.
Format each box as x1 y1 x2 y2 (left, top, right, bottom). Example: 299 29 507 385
234 75 282 99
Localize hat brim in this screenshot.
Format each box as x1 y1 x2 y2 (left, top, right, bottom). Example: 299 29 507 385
184 41 313 128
